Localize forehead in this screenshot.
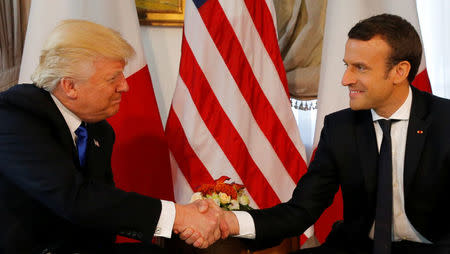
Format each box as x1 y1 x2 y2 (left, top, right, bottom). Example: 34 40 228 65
344 37 391 65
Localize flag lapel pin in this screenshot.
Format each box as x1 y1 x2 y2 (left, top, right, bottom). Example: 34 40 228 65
417 130 424 134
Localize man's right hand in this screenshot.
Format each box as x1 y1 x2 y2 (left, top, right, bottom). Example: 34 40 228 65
173 199 229 248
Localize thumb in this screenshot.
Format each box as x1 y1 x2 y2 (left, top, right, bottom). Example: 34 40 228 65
194 199 209 213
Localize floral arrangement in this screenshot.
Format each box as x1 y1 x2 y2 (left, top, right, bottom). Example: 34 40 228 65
190 176 253 211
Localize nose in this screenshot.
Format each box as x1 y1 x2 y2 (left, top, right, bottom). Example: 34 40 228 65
116 74 129 93
341 68 355 87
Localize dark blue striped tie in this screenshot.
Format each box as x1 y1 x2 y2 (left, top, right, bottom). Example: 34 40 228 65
373 119 394 254
75 123 88 167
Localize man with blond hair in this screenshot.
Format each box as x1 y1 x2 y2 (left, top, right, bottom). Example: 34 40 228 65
0 20 226 254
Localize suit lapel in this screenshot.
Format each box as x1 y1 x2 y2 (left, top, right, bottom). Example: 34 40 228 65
34 87 89 170
19 85 77 163
9 85 75 158
354 110 379 196
7 85 109 174
45 93 81 168
404 87 432 197
52 108 79 166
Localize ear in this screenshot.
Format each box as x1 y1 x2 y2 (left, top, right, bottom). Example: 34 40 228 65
59 78 78 99
392 60 411 85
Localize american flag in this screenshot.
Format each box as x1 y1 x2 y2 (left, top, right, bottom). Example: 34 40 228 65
165 0 308 211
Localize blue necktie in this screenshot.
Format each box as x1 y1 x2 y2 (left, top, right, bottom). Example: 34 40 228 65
373 119 394 254
75 123 88 167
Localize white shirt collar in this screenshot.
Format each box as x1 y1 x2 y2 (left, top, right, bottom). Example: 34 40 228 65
371 86 412 121
50 94 82 142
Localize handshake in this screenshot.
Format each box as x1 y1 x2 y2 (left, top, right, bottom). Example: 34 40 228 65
173 199 240 249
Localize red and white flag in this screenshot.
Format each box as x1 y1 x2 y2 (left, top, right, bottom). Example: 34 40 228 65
312 0 431 243
19 0 173 209
416 0 450 98
165 0 308 217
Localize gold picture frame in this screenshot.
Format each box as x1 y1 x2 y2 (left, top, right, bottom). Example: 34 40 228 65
136 0 185 27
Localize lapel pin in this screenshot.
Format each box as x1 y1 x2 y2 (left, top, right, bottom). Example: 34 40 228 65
417 130 424 134
94 139 100 147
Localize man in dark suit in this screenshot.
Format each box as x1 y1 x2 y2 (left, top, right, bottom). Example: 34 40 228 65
209 13 450 253
0 19 226 254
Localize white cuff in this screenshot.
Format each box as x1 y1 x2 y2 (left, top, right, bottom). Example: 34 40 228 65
304 225 315 238
154 200 175 238
232 211 256 239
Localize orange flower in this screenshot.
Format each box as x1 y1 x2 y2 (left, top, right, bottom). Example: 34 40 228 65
215 176 230 184
191 176 253 211
196 183 215 195
232 183 245 192
215 183 237 199
195 176 244 200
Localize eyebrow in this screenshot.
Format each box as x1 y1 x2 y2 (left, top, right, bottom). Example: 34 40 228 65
343 59 369 68
106 71 122 80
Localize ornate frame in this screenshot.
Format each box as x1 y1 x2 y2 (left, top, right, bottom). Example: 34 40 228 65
136 0 185 27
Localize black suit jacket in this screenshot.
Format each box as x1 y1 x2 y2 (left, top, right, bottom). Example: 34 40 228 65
0 84 162 253
248 86 450 250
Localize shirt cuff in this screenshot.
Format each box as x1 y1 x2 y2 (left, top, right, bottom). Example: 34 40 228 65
154 200 175 238
232 211 256 239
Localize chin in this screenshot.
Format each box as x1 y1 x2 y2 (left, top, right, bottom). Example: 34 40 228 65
109 107 120 117
349 102 365 111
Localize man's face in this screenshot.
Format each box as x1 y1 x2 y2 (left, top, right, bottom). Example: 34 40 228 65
342 37 398 114
74 58 128 122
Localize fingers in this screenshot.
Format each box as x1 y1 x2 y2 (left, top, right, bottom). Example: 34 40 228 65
179 225 220 248
202 199 228 241
179 227 209 248
196 238 209 249
173 201 230 249
193 237 204 248
179 227 194 241
185 231 202 245
214 226 221 241
219 217 230 239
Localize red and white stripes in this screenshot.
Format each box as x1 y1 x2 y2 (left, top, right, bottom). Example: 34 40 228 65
166 0 307 209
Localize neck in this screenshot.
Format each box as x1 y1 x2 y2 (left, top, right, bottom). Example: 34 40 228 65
374 84 409 118
51 86 84 121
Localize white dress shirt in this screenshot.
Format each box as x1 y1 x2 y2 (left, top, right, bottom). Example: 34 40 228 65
51 95 176 238
369 86 430 243
51 94 81 145
235 87 430 243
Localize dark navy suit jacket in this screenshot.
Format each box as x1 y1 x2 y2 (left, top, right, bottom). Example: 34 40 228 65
0 84 162 253
248 86 450 251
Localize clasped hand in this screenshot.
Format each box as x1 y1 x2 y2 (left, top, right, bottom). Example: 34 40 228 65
173 199 238 248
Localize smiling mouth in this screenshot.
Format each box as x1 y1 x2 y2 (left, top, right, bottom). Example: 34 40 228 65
349 90 364 98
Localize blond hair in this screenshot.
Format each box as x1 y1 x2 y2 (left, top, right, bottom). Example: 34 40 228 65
31 19 135 91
